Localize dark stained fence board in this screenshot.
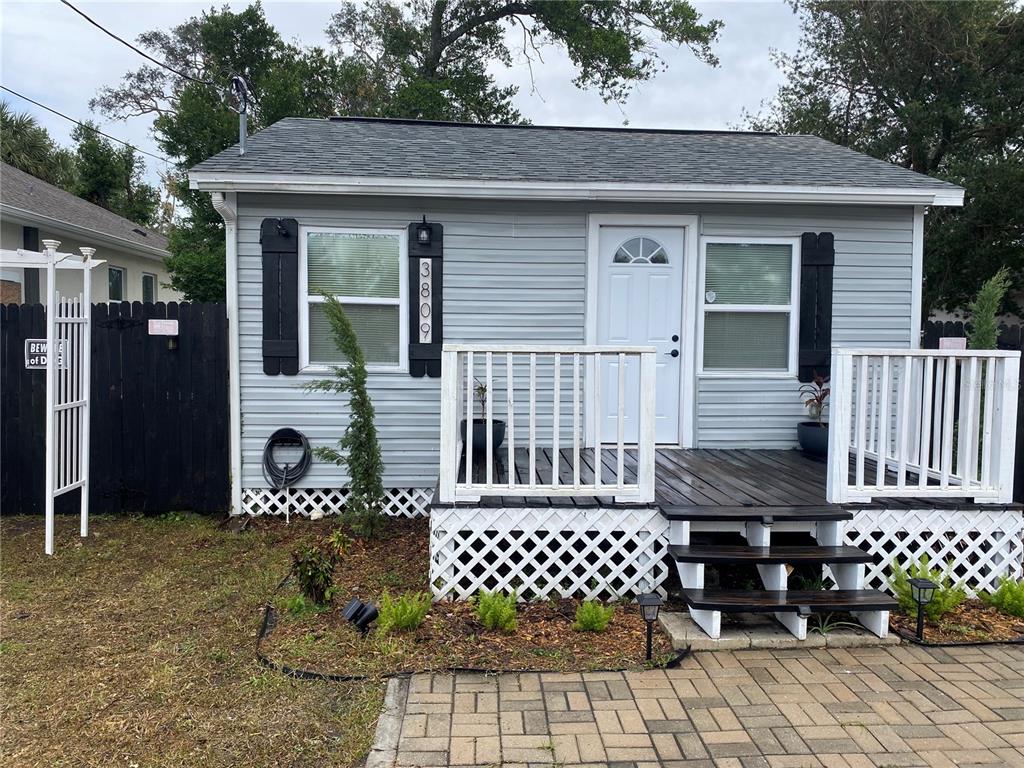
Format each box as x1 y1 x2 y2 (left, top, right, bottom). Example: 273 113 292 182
0 301 228 515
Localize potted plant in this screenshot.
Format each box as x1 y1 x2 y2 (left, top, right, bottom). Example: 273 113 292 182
797 373 829 457
460 379 506 459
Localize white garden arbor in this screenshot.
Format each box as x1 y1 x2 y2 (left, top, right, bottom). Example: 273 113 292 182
1 240 104 554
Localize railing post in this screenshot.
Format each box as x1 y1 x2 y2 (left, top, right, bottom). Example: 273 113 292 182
438 347 459 503
827 349 852 504
632 350 656 504
988 355 1020 504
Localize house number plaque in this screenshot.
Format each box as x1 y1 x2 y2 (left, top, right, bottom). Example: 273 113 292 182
407 219 443 377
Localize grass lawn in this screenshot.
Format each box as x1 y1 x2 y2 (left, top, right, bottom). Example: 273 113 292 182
1 514 384 768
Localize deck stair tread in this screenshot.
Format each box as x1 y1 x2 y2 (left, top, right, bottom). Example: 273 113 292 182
669 544 872 565
660 505 852 522
682 588 897 613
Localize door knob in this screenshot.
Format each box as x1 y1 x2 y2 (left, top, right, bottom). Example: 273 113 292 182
666 349 679 358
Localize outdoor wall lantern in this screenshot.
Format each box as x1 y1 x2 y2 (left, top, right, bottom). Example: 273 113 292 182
416 215 433 247
636 593 663 661
341 597 379 635
909 577 937 641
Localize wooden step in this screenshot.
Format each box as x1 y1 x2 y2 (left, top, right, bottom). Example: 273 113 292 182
669 544 872 565
660 505 852 523
682 588 897 614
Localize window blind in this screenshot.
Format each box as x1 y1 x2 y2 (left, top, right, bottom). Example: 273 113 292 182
705 243 792 305
307 232 400 298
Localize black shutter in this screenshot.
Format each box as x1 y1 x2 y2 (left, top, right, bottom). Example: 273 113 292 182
260 218 299 375
408 220 444 377
798 232 834 383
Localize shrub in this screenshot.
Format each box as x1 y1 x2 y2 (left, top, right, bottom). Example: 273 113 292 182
476 590 517 632
967 266 1011 350
983 577 1024 618
378 590 432 633
889 555 966 621
574 600 615 632
292 543 337 605
306 294 386 538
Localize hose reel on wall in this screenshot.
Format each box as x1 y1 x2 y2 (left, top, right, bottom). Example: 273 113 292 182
262 428 311 521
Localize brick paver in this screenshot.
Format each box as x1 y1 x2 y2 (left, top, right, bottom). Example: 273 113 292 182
391 645 1024 767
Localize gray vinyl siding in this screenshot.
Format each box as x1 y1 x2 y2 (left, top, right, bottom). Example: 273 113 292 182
235 195 915 486
696 205 914 447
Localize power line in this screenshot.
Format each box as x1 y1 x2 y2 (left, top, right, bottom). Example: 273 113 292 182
59 0 216 87
0 86 169 163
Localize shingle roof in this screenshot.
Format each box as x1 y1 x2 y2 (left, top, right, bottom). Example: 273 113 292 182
0 163 168 255
191 117 959 192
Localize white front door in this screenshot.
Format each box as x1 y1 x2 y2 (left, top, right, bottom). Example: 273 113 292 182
596 226 685 444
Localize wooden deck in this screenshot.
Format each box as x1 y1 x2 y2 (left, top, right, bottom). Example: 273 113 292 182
439 446 1013 510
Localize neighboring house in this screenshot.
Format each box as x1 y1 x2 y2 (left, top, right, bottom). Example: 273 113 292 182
190 117 1021 642
0 163 178 304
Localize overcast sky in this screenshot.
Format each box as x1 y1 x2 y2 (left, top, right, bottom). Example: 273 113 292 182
1 1 802 186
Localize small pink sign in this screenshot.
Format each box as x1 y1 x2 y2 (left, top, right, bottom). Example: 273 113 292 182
939 337 967 350
148 319 179 336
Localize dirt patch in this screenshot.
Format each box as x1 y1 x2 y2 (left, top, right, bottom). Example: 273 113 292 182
263 517 674 675
890 599 1024 644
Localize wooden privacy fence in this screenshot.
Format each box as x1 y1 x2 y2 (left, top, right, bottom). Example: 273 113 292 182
1 302 229 514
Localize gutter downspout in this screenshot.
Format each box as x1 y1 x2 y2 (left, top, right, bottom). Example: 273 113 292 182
211 192 243 516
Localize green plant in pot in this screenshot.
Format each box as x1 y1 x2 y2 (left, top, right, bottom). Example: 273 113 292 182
797 373 829 457
460 378 506 460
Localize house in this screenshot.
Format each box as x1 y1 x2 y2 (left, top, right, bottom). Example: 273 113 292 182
0 163 179 304
190 117 1021 641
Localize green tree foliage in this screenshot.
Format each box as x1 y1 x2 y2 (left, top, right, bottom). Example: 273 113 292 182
889 555 967 622
305 295 386 538
95 1 722 300
72 123 160 228
749 1 1024 316
0 102 76 187
968 267 1012 350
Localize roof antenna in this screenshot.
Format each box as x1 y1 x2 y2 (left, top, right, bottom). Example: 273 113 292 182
230 75 250 156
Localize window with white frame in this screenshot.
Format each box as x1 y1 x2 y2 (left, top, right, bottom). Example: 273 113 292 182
700 239 799 373
302 228 406 369
142 272 157 303
108 266 125 302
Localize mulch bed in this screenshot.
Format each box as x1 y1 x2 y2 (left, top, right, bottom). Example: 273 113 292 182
890 599 1024 644
260 517 674 675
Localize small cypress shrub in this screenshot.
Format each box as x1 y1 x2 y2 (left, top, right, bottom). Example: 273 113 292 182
983 577 1024 618
573 600 615 632
476 590 517 632
377 590 432 633
292 543 337 605
967 266 1011 350
889 555 966 621
306 294 386 538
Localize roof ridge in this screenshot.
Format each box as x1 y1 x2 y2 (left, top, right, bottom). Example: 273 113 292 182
322 115 777 137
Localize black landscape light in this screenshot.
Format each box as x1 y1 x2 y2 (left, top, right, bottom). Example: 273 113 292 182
636 593 663 661
342 597 379 635
909 577 937 641
416 215 432 247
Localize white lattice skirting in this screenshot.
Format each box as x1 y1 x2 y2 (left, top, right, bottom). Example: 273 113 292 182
240 487 432 519
844 508 1024 595
429 506 670 601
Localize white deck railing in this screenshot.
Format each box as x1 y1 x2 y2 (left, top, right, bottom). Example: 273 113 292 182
827 348 1020 504
438 344 657 504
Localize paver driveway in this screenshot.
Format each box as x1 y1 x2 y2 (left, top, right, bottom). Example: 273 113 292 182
376 645 1024 767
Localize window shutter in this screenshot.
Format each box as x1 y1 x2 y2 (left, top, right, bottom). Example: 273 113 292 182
260 218 299 375
798 232 835 383
408 220 443 377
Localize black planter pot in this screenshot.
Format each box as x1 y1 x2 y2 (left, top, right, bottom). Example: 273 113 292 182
797 421 829 458
460 418 506 457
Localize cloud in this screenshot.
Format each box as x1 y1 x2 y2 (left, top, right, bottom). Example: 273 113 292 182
0 0 800 186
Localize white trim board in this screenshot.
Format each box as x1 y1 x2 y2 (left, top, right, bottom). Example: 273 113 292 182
585 214 699 449
190 173 965 208
911 206 925 348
